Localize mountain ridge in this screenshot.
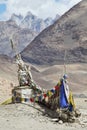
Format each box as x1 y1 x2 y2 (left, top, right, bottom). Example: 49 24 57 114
21 0 87 65
10 11 60 33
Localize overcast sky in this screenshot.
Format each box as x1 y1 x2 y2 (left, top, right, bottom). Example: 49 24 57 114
0 0 82 20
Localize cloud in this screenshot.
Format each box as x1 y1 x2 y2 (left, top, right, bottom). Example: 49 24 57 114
0 0 82 20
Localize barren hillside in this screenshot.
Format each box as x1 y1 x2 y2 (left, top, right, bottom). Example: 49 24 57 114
22 0 87 65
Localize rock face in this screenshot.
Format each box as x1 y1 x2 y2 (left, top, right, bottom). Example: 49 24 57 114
0 20 37 57
21 0 87 65
10 14 23 25
10 12 57 33
0 11 60 57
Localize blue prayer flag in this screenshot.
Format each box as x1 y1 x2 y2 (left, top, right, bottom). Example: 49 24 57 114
59 81 69 108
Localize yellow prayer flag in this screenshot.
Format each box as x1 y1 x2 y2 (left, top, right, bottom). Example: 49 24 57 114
69 91 76 109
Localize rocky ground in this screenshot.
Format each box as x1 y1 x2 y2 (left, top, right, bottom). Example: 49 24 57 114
0 98 87 130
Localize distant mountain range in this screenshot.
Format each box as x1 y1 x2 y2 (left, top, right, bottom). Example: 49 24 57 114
0 11 60 57
0 20 37 56
10 11 60 33
21 0 87 65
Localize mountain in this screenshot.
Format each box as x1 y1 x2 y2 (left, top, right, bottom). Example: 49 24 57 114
10 12 59 33
10 13 23 25
20 11 47 33
0 11 60 57
54 14 61 21
21 0 87 65
0 20 37 57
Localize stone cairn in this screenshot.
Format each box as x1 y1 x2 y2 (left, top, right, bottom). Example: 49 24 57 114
12 54 81 123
